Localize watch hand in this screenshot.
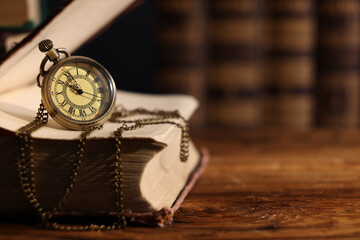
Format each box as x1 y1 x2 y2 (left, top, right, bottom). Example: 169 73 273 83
81 90 102 99
64 71 78 86
68 84 101 99
68 84 81 94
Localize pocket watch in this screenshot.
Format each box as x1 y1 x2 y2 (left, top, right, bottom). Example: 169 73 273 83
15 39 190 231
37 39 116 130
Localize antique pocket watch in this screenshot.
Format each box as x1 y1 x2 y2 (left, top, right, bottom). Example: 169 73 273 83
37 39 116 130
16 39 190 231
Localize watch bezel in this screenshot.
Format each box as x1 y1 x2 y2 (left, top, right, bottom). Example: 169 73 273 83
41 56 116 130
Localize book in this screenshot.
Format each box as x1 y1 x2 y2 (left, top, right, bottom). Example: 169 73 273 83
0 87 205 226
0 0 206 227
155 0 207 126
317 0 360 127
207 0 265 128
264 0 315 128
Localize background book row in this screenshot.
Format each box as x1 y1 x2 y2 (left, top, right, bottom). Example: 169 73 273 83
156 0 360 128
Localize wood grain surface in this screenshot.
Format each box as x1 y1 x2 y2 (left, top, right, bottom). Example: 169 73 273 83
1 129 360 239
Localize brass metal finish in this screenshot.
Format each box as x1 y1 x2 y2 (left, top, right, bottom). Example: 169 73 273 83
37 40 116 130
38 39 53 52
40 56 116 130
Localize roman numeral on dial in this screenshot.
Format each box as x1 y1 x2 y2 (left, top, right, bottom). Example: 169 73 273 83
68 106 75 115
89 106 97 113
79 109 86 117
53 91 62 96
60 100 68 107
56 79 64 85
85 65 93 78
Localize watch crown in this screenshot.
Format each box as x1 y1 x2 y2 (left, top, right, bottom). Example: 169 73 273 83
39 39 53 53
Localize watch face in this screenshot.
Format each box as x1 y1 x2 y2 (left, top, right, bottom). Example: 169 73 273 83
42 56 116 130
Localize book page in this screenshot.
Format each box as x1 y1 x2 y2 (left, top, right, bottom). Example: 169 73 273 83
0 84 198 143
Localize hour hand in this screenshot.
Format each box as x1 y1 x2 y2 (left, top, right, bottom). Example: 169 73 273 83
68 84 83 95
64 71 78 85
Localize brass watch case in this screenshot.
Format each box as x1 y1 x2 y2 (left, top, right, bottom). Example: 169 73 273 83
41 56 116 130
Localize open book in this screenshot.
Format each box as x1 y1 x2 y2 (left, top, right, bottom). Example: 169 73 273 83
0 0 207 226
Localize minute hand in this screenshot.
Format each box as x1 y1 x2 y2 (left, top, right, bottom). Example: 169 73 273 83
64 71 78 85
81 90 102 99
68 84 101 99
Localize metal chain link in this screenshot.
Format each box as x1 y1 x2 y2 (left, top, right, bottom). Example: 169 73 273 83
16 103 123 231
16 104 189 231
110 108 190 162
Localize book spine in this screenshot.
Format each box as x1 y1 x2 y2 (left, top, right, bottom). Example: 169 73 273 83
207 0 265 128
264 0 315 128
317 0 360 127
155 0 207 125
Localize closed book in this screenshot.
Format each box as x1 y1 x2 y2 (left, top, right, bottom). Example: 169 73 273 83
207 0 265 128
155 0 207 126
0 0 207 227
264 0 315 128
317 0 360 127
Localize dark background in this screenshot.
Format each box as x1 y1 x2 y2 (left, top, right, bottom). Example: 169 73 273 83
52 0 155 93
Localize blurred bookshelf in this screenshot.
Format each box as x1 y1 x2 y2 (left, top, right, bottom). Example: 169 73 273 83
264 0 315 128
207 0 265 128
317 0 360 127
155 0 207 126
1 0 360 129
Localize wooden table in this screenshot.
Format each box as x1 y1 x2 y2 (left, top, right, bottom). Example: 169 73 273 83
1 129 360 239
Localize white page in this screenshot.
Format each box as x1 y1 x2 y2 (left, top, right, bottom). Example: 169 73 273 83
0 84 198 143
